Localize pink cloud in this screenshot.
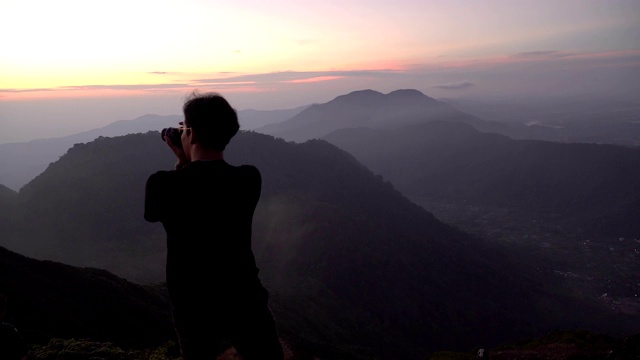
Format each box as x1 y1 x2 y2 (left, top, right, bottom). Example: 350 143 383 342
286 76 343 84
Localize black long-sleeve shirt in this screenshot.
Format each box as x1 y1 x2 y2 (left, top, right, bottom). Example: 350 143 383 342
144 160 264 308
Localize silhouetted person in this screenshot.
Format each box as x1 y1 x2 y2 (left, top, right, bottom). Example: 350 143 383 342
0 293 28 360
144 91 284 360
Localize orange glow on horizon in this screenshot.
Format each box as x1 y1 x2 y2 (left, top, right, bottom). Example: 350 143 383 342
2 49 638 102
0 86 272 101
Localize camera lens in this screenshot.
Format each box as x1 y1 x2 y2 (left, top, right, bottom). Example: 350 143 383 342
160 127 183 149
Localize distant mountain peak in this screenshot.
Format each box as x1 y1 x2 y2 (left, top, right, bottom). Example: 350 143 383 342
389 88 435 99
256 88 476 142
332 89 386 105
345 89 384 96
388 88 425 96
331 89 438 107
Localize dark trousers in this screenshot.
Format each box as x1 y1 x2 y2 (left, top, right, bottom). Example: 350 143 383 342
172 300 284 360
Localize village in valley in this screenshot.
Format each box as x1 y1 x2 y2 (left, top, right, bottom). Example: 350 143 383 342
416 199 640 317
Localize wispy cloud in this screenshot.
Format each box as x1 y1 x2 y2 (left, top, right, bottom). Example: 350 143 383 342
511 50 568 58
0 69 399 95
412 49 640 71
3 50 638 100
59 84 191 90
0 88 59 93
286 76 343 84
191 69 399 84
432 81 474 90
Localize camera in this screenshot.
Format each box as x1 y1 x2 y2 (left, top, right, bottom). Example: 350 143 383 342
161 127 182 149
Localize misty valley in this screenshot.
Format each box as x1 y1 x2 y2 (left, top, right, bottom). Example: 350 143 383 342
1 89 640 359
418 200 640 316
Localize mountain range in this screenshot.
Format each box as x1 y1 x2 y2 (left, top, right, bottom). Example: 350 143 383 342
1 88 639 358
323 120 640 237
255 89 640 148
441 96 640 146
3 130 638 358
255 89 518 142
0 107 307 192
2 89 638 193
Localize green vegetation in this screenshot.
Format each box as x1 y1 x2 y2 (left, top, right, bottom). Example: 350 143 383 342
28 338 180 360
426 350 475 360
496 329 622 351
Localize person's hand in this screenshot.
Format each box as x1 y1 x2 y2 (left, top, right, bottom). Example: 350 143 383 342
164 135 189 169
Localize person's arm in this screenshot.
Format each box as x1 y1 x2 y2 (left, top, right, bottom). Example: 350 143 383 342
246 165 262 209
163 134 189 169
144 172 166 223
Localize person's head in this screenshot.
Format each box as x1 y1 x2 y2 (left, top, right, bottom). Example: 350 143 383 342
181 91 239 152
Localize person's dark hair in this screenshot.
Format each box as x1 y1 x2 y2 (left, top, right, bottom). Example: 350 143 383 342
183 91 239 151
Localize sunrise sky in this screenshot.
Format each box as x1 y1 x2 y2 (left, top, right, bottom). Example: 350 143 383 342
1 0 639 143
